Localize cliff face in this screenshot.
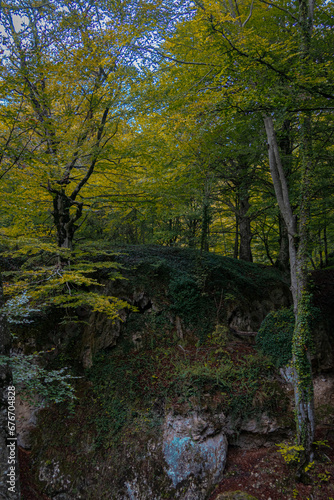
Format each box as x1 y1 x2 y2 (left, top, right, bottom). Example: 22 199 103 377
78 246 292 368
13 247 333 499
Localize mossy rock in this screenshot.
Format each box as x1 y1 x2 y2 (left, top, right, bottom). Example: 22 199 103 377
256 308 294 367
216 492 258 500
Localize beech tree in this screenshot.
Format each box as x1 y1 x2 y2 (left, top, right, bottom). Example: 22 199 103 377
0 0 188 249
261 0 319 466
1 1 131 248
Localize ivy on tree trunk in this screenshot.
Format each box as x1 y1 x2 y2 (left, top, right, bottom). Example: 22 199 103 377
264 114 315 470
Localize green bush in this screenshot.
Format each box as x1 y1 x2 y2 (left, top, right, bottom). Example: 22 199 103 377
168 275 213 342
168 275 202 321
256 308 295 367
173 352 280 421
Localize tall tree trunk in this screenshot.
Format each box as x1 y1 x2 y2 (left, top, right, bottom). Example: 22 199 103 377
233 194 239 259
275 213 290 274
291 0 316 468
0 275 20 498
238 195 253 262
48 186 83 249
200 200 210 252
187 218 198 248
324 225 328 267
264 115 315 469
275 118 293 274
318 229 323 268
233 215 239 259
200 175 213 253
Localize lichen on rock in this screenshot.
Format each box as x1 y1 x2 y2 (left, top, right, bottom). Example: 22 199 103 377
163 411 228 496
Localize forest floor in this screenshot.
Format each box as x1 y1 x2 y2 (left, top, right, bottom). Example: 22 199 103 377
209 428 334 500
20 433 334 500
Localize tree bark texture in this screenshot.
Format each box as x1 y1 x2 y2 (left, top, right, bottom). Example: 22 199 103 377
48 185 83 249
233 214 239 259
238 196 253 262
275 213 290 274
264 114 315 466
200 201 210 252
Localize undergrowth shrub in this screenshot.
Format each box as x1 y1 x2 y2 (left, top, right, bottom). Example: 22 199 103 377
276 442 306 465
168 275 202 322
257 302 320 367
87 344 283 449
256 308 294 367
172 352 280 422
168 275 214 342
0 352 77 407
86 349 169 448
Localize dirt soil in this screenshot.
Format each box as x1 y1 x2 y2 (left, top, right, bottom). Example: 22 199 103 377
19 448 51 500
209 428 334 500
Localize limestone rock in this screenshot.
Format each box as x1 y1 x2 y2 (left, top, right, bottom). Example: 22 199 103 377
280 371 334 415
133 290 152 312
312 320 334 372
163 412 228 496
108 411 228 500
80 309 126 368
39 460 71 496
223 413 293 449
240 414 280 435
227 285 290 332
16 396 40 449
314 375 334 406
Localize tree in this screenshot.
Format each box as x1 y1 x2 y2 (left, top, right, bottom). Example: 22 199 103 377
0 0 188 249
1 1 129 248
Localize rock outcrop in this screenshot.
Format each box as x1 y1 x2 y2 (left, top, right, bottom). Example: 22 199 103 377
15 248 334 499
163 412 228 499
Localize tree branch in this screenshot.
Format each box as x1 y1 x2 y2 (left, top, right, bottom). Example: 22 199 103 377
70 107 110 201
258 0 298 21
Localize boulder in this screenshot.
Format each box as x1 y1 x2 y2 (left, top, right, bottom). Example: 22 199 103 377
223 413 293 449
80 309 127 368
163 412 228 497
227 286 290 332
